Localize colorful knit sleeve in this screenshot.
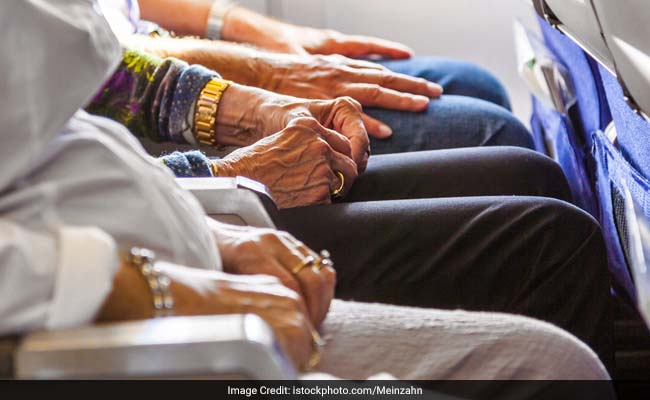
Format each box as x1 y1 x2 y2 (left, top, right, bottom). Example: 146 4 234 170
86 48 219 144
160 151 215 178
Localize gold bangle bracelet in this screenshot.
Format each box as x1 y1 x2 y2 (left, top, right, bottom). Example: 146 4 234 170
194 78 231 148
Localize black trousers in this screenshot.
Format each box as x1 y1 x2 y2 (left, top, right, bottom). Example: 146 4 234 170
277 147 613 368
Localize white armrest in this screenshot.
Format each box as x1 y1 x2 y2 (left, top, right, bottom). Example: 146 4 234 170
178 177 278 229
11 315 295 380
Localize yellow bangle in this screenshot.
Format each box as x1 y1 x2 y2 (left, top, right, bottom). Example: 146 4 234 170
194 78 231 148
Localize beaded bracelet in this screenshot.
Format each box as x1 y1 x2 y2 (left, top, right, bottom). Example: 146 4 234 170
126 248 174 318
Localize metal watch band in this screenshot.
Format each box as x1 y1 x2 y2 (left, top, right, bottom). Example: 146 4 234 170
194 78 231 147
126 248 174 318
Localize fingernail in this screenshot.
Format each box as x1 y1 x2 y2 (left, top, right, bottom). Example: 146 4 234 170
414 95 430 108
428 82 443 94
379 124 393 138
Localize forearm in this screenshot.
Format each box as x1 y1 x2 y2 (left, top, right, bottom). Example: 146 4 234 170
124 34 271 87
138 0 214 37
221 6 289 48
137 0 277 48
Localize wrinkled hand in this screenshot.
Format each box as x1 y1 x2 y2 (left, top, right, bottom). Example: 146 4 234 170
257 54 442 137
98 261 316 369
210 220 336 327
216 117 358 209
217 85 370 171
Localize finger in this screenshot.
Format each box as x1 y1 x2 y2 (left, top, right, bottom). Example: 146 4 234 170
345 83 430 112
361 113 393 139
337 56 390 71
234 256 304 302
334 35 414 60
262 310 314 369
289 241 336 326
289 117 352 159
272 236 328 325
226 282 309 318
328 100 370 171
317 126 353 159
360 70 443 98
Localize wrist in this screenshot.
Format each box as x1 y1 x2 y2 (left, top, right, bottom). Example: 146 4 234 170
210 158 241 177
206 1 238 40
222 6 289 49
214 83 267 145
97 261 156 322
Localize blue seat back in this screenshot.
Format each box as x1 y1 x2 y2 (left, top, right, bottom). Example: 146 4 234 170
530 17 602 216
532 18 648 303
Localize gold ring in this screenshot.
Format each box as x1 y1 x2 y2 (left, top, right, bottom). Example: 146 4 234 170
292 256 316 275
302 329 326 372
314 250 334 271
331 171 345 198
303 350 321 372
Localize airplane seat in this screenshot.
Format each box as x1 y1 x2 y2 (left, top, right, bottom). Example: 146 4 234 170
519 13 601 216
525 0 650 379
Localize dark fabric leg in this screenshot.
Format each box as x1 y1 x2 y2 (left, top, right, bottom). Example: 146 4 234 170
346 147 573 203
278 196 613 367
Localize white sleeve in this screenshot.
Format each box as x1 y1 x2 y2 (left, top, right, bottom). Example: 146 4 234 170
0 223 118 336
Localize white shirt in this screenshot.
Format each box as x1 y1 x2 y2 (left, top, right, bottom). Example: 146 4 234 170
0 111 222 336
0 0 221 335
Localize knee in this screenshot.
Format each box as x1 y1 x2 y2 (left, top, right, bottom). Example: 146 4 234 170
483 106 535 149
497 315 610 380
425 58 512 109
527 198 602 249
519 198 608 282
494 147 573 201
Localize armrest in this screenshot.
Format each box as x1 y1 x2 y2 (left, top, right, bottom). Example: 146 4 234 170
177 177 278 229
7 314 295 380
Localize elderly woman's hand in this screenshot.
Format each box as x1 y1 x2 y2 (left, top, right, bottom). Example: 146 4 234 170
208 220 336 328
216 84 370 171
97 261 316 369
215 117 358 208
257 54 442 131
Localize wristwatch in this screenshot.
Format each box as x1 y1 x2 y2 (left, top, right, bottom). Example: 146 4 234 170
194 78 231 147
205 0 236 40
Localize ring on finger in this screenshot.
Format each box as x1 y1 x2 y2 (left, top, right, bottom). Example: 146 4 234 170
292 256 316 275
331 171 345 199
302 329 326 372
314 250 334 271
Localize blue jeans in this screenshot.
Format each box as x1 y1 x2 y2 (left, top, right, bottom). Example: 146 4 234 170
367 57 534 154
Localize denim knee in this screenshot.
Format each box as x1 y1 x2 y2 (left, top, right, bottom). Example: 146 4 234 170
436 60 511 109
484 104 535 150
479 102 535 149
367 95 535 153
386 57 512 109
